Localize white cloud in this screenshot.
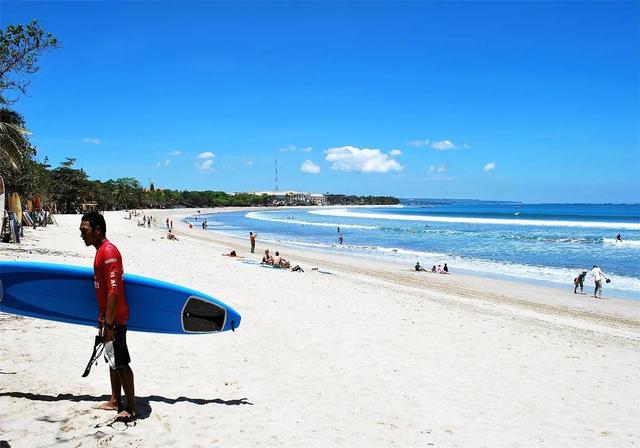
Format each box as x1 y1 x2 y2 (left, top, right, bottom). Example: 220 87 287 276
430 140 457 150
483 162 496 172
301 159 320 174
155 159 171 168
390 149 403 156
197 151 215 159
280 144 313 153
244 159 254 166
408 139 430 147
196 159 214 172
168 150 181 156
428 164 446 173
324 146 403 173
82 137 100 144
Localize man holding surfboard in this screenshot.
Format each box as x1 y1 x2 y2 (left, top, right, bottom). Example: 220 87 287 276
80 211 136 421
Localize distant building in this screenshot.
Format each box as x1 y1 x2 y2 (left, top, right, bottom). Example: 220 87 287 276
248 191 326 205
81 202 98 212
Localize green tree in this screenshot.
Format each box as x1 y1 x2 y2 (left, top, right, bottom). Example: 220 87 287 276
7 156 50 199
0 107 33 170
48 158 91 213
112 177 142 209
0 20 59 105
0 20 59 201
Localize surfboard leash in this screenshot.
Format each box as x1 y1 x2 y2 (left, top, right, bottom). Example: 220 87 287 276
82 334 105 378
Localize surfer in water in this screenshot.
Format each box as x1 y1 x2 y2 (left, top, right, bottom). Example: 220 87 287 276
80 212 136 421
616 233 623 243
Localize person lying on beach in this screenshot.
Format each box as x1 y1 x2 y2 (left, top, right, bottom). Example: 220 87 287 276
261 249 274 265
167 229 178 241
222 250 243 258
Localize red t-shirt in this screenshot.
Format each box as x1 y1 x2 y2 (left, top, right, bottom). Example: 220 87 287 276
93 239 129 324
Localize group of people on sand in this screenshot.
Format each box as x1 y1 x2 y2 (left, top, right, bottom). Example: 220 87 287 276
415 262 449 274
574 265 610 299
261 249 292 269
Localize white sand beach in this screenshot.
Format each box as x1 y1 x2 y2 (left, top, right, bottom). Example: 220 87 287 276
1 210 639 447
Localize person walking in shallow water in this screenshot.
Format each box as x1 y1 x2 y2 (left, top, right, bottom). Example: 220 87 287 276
80 211 136 421
590 265 607 298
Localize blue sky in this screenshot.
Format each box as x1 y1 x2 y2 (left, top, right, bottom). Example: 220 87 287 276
4 1 639 202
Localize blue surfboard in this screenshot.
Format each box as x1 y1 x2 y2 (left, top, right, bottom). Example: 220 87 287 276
0 261 241 334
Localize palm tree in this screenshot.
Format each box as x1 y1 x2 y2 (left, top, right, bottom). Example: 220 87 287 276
0 107 32 170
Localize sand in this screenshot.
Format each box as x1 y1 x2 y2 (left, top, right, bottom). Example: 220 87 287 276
1 209 639 447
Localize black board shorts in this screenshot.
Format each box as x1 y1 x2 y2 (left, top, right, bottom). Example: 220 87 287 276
113 324 131 369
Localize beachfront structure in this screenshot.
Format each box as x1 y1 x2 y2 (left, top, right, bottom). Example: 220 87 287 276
249 191 326 206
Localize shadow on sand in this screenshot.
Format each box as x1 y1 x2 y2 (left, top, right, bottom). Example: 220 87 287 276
0 391 253 420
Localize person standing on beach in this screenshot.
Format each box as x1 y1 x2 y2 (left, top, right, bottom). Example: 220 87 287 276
79 211 136 421
249 232 257 253
574 269 587 294
590 265 606 298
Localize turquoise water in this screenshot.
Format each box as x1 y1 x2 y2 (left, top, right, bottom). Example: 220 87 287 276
189 200 640 300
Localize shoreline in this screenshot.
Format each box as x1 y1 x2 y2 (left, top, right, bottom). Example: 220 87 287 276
175 207 640 303
2 209 639 447
158 208 640 327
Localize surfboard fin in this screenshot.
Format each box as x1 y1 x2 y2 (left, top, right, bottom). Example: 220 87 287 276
82 335 104 378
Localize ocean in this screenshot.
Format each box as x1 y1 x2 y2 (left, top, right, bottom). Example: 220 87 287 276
188 200 640 300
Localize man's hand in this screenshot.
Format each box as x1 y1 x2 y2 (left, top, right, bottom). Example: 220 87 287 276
103 327 114 342
103 326 115 342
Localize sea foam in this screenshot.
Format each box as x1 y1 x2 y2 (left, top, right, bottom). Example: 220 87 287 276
245 211 378 229
310 209 640 230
